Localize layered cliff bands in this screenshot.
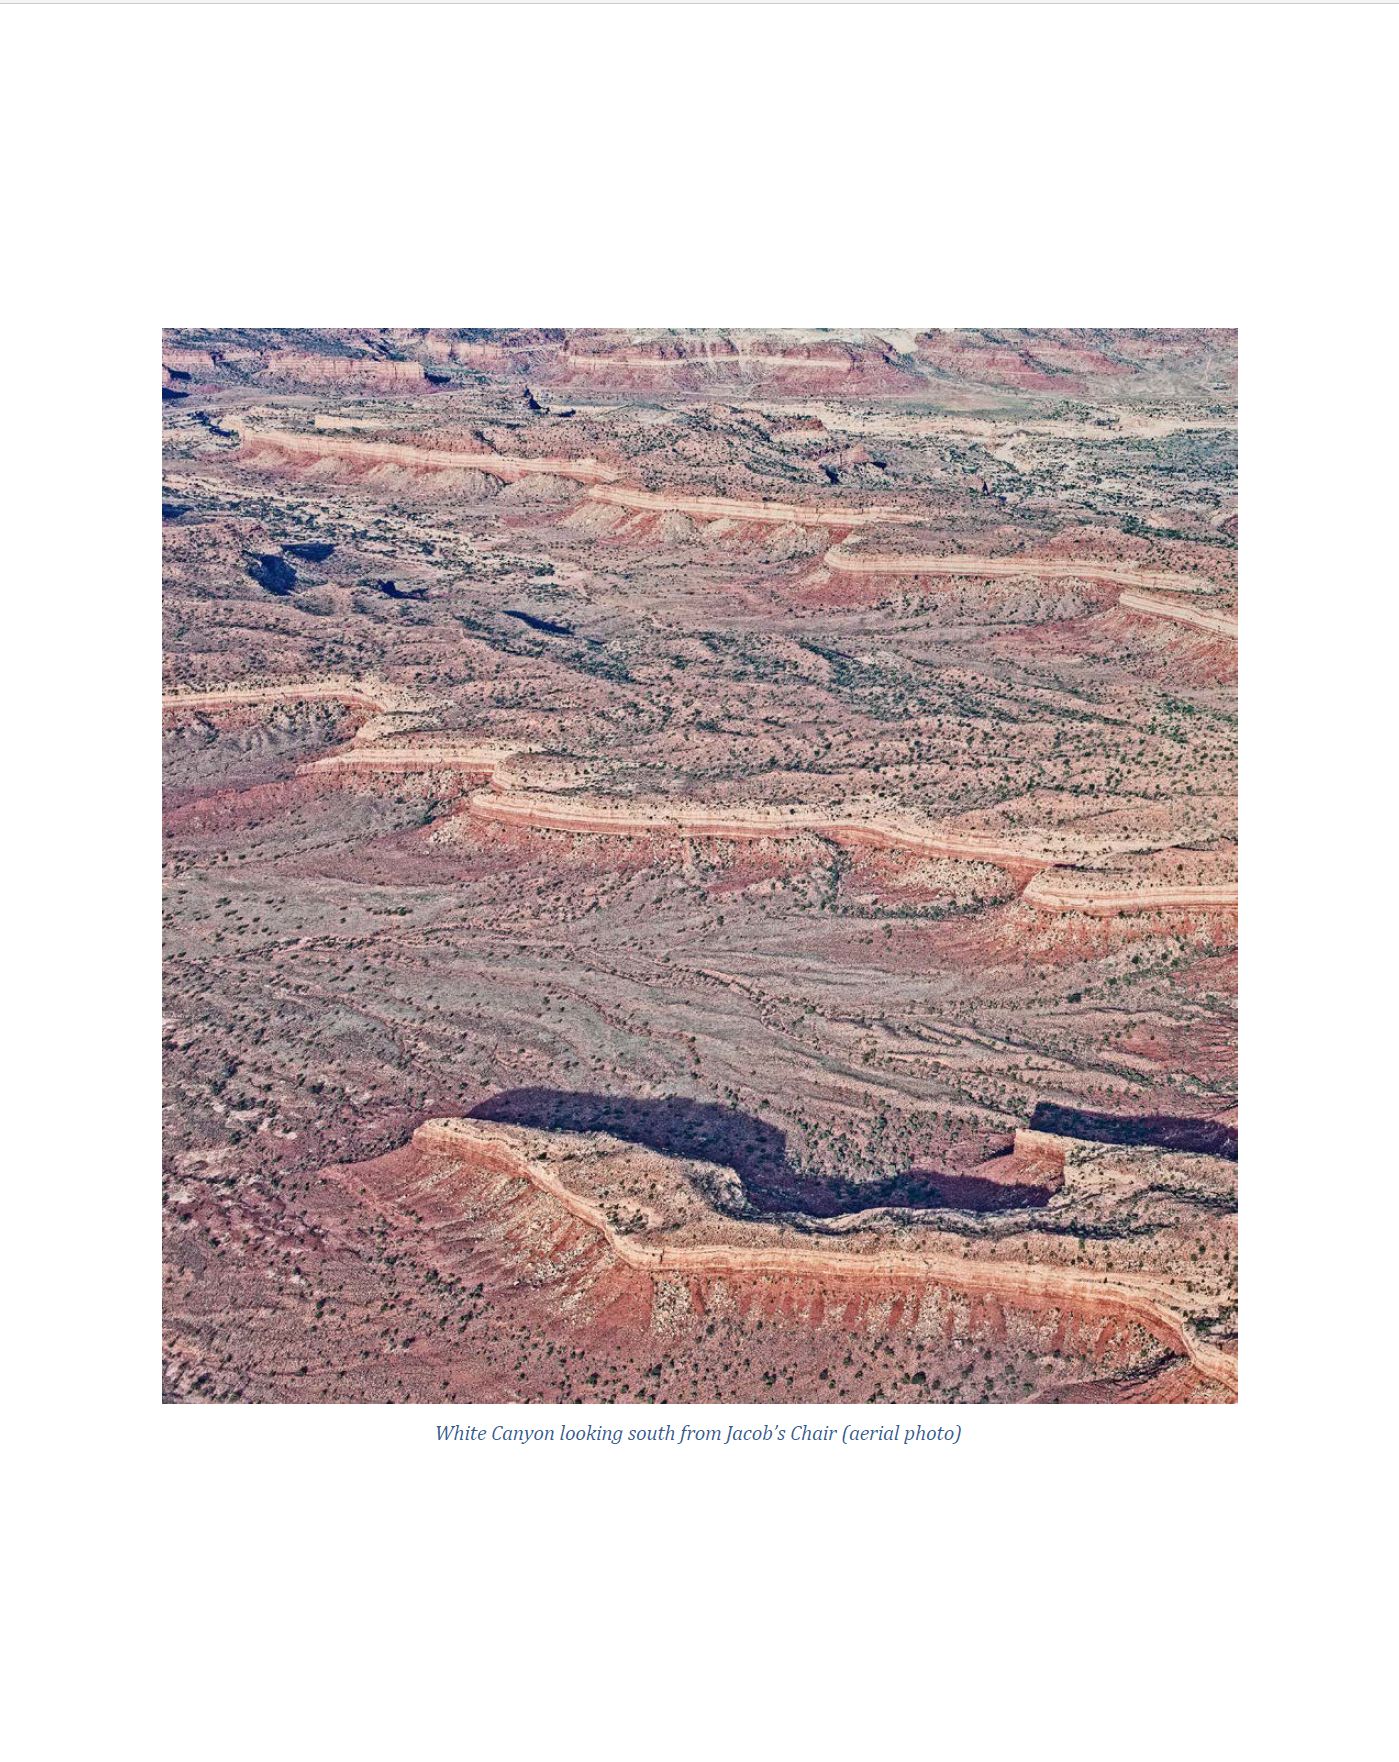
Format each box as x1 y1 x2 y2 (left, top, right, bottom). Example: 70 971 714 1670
163 332 1236 1405
161 674 419 715
462 789 1236 914
584 483 915 530
1021 872 1239 915
163 679 1236 916
409 1118 1238 1397
822 546 1213 597
1117 590 1239 638
236 421 914 526
262 353 427 390
234 421 621 487
227 422 1235 636
465 788 1057 876
165 328 1234 402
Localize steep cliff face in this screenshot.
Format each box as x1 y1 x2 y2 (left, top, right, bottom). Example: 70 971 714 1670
823 545 1219 598
914 328 1234 399
261 352 426 390
1022 875 1238 916
234 421 618 486
1118 590 1238 637
1011 1128 1074 1172
549 331 912 396
162 346 217 373
163 327 1236 1406
463 789 1055 876
916 332 1135 395
1028 1104 1238 1161
297 1118 1234 1402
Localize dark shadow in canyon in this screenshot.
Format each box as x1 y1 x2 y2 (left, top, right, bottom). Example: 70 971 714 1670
245 552 298 595
1030 1101 1237 1161
501 608 573 636
369 578 428 601
468 1088 1048 1217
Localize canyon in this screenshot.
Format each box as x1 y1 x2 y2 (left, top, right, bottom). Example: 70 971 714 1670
163 327 1237 1405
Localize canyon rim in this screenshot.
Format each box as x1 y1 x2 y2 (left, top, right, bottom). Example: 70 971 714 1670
162 327 1238 1405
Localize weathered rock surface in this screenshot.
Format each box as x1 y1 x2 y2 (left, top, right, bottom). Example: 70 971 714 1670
162 327 1237 1405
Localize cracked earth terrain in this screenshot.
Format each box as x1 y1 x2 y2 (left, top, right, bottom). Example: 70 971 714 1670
163 327 1237 1404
